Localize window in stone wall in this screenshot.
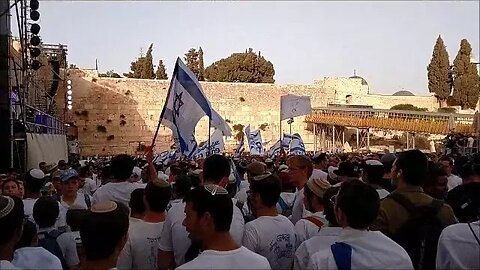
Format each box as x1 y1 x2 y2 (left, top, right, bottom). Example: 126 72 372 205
346 95 353 104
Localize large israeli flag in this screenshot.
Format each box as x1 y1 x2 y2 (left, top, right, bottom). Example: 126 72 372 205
245 125 264 155
267 140 282 157
158 58 231 158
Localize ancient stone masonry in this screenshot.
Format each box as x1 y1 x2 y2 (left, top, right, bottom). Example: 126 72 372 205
56 70 438 156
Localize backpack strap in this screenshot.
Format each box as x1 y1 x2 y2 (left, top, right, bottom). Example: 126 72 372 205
278 197 288 212
302 216 324 228
389 192 444 218
84 193 91 209
330 242 352 270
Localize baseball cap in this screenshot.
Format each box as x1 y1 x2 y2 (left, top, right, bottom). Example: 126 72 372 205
60 169 79 182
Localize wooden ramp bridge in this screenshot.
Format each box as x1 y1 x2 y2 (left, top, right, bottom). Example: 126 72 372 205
304 107 476 151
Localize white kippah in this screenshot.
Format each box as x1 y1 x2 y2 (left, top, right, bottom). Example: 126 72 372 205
0 196 15 218
30 169 45 179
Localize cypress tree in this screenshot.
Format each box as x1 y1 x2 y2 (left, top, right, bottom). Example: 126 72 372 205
198 47 205 81
452 39 480 109
141 43 155 79
427 35 452 107
156 59 168 80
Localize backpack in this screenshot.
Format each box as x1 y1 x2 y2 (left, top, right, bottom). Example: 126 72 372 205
38 230 69 270
387 193 445 270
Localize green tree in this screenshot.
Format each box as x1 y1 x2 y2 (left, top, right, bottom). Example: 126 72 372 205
156 59 168 80
204 48 275 83
99 70 121 78
184 48 200 78
124 56 145 78
452 39 480 109
390 104 428 111
427 35 452 106
140 44 155 79
198 47 205 81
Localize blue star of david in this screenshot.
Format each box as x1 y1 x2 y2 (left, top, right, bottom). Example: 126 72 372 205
173 92 184 117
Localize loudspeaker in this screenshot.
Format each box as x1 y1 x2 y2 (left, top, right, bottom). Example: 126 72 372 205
48 60 60 97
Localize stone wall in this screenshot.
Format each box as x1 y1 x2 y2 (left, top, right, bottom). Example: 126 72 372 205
57 70 439 156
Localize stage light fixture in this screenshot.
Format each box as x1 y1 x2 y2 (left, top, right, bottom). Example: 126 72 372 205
67 90 72 95
30 47 41 58
30 0 39 10
67 101 73 105
30 10 40 21
67 96 72 101
67 80 72 84
67 85 72 90
31 60 41 70
30 23 40 35
30 36 41 46
67 105 72 110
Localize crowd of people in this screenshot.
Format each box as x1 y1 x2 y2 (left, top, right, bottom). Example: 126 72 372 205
0 149 479 270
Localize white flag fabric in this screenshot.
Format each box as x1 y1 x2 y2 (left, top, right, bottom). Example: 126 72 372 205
245 125 264 155
267 140 282 158
153 151 169 165
234 135 245 158
195 129 225 160
159 58 231 158
290 133 306 155
280 94 312 120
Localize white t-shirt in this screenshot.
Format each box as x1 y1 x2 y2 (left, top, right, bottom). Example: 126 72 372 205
176 246 271 270
242 215 296 269
290 188 305 224
92 181 145 206
376 188 390 200
38 227 80 267
79 177 97 196
60 192 92 210
308 228 413 270
436 221 480 270
310 169 328 180
276 192 295 215
159 198 245 267
12 247 63 270
234 181 250 204
117 219 165 270
294 211 328 246
0 260 19 270
23 198 67 229
294 227 342 270
447 175 462 191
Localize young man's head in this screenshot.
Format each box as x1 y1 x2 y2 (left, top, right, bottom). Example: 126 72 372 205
392 149 428 187
334 180 379 229
361 160 385 186
15 220 38 249
80 201 129 264
424 161 448 200
439 156 455 176
33 196 59 229
129 188 145 219
312 153 328 170
144 180 171 213
110 155 135 182
66 209 89 232
248 173 281 217
60 169 80 197
39 162 47 173
459 161 480 184
0 196 24 251
58 160 68 171
173 175 192 199
303 178 331 213
24 169 46 196
183 185 233 249
202 155 231 187
323 186 340 227
286 155 313 188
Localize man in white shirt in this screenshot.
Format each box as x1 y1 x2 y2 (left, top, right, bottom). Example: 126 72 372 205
362 159 390 199
0 196 24 270
310 153 329 180
286 156 313 224
78 166 97 196
22 169 66 229
436 221 480 270
33 196 79 269
439 156 462 191
117 180 171 270
234 161 266 205
243 173 296 269
177 184 270 270
59 169 92 210
294 178 330 246
93 154 145 206
308 180 413 270
158 155 245 269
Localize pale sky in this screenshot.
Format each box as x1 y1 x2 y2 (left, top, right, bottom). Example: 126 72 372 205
14 1 480 95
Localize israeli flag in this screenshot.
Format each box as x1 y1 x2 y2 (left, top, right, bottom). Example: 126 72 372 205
267 140 282 158
195 129 225 159
159 58 231 158
245 125 264 155
153 151 169 165
234 135 245 158
282 133 293 148
290 133 306 155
